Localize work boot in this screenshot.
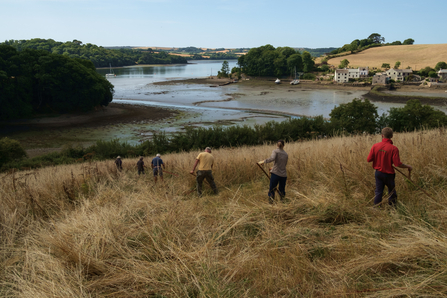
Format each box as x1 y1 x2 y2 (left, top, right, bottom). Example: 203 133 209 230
280 196 286 203
268 197 274 204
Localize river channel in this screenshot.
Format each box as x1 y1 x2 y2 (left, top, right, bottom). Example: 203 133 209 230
97 60 447 138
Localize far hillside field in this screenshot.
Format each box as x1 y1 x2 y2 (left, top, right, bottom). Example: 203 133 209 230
326 44 447 70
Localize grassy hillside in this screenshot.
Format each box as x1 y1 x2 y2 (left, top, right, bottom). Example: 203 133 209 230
326 44 447 70
2 129 447 297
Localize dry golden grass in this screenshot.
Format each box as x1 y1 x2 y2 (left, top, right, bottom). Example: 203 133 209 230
326 44 447 70
2 129 447 297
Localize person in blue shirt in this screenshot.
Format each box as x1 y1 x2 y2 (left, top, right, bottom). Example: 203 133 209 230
151 154 165 183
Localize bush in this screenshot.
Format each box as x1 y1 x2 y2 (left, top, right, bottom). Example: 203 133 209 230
329 99 378 134
386 99 447 132
0 137 27 167
301 73 316 80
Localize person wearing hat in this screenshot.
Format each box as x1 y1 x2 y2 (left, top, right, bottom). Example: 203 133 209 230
151 153 165 183
190 147 218 196
258 140 288 204
136 156 147 175
115 156 123 171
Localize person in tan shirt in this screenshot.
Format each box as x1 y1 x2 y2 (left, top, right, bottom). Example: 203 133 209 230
190 147 218 196
258 140 288 204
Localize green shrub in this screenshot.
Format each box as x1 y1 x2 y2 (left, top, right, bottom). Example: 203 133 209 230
0 137 27 167
386 99 447 131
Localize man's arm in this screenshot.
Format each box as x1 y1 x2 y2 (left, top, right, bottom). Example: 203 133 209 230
190 159 199 174
366 147 375 163
397 163 412 171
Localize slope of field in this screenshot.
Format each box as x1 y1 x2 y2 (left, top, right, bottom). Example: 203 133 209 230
326 44 447 70
2 130 447 297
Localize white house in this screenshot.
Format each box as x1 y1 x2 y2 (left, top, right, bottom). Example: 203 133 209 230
334 69 349 83
359 67 369 78
438 69 447 80
385 68 413 81
334 67 369 83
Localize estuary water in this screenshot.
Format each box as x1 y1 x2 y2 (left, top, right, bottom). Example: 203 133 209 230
97 60 447 128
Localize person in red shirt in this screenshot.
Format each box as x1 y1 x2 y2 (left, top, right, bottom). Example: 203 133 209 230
367 127 412 206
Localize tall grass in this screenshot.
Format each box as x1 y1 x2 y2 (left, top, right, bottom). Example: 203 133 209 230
2 129 447 297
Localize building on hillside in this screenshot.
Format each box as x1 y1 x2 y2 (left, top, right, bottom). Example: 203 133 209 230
334 69 349 83
372 73 389 85
359 67 369 78
385 68 413 81
438 69 447 80
334 67 369 83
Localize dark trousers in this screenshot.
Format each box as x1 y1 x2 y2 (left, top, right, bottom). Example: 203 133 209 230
374 170 397 206
196 170 218 196
268 173 287 199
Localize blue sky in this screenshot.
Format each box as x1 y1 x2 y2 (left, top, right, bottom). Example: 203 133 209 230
1 0 446 48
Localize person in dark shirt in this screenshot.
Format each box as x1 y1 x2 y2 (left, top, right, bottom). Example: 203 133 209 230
136 157 146 175
115 156 123 171
367 127 412 206
151 154 165 183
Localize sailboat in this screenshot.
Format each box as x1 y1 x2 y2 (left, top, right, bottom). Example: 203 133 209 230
290 66 300 85
105 63 116 78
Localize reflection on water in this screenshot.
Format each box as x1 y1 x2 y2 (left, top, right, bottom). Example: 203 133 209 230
97 60 238 80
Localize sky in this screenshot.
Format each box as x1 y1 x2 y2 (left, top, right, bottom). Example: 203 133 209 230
1 0 446 49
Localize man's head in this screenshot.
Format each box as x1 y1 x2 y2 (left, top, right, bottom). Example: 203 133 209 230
381 127 393 139
117 156 121 159
140 156 144 160
205 147 211 153
277 139 285 149
156 154 161 157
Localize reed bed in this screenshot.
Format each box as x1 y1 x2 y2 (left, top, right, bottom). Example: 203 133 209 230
1 129 447 297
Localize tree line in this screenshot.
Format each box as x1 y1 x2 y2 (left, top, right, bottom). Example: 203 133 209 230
1 39 188 68
0 45 114 120
329 33 415 56
237 44 315 77
2 98 446 171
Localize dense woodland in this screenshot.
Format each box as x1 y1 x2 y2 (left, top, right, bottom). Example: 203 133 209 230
238 44 315 77
0 45 114 120
1 39 188 68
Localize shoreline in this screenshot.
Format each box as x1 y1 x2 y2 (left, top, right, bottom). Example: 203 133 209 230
0 103 179 131
155 76 447 105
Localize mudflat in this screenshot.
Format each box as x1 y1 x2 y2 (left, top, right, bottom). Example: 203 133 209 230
1 103 178 129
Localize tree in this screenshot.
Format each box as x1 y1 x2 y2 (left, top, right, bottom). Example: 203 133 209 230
217 60 229 78
403 38 415 45
394 61 401 69
381 63 391 69
386 99 447 132
429 71 438 78
350 39 360 52
286 53 303 74
338 59 349 69
302 51 314 73
419 66 435 77
368 33 385 44
434 61 447 71
329 99 378 134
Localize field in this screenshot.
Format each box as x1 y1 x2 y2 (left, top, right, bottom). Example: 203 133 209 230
2 129 447 297
326 44 447 70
